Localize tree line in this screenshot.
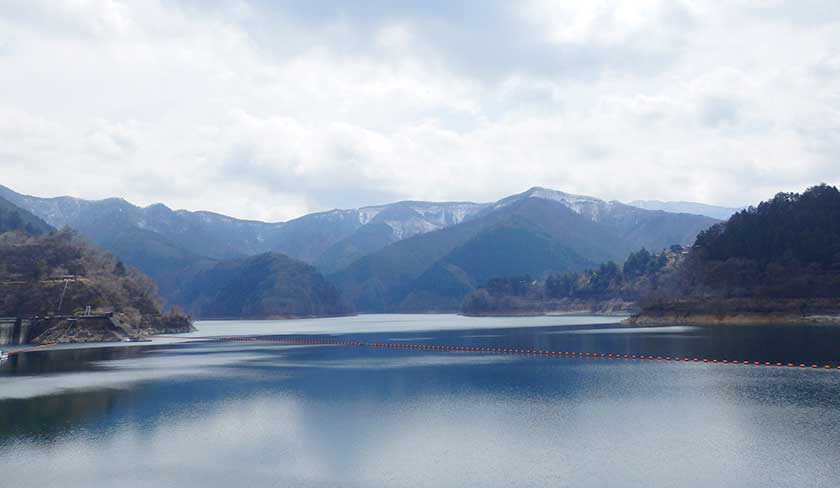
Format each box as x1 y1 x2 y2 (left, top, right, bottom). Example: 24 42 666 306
463 247 678 314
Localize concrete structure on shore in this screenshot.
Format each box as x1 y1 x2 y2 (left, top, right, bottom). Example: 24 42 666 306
0 317 32 345
0 314 132 345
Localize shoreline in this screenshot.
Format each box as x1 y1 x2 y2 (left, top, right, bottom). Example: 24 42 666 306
625 312 840 326
462 310 633 318
29 324 197 345
188 313 359 321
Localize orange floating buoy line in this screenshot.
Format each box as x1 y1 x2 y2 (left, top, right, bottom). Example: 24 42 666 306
4 337 836 373
3 342 58 356
194 336 840 373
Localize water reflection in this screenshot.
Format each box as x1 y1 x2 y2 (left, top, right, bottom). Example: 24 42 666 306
1 316 839 487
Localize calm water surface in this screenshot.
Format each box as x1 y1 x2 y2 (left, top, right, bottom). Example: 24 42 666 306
1 314 839 487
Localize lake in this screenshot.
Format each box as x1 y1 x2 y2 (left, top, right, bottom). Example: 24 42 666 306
1 314 839 487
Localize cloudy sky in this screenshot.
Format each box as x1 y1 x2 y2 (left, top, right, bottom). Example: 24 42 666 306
1 1 839 221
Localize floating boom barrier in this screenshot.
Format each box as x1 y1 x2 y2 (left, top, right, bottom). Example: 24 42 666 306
4 336 838 372
191 336 840 372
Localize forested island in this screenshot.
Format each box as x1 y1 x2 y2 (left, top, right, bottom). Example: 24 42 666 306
465 185 840 325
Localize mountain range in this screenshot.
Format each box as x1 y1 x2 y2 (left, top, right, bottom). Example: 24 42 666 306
0 195 347 321
330 187 717 311
0 184 719 315
0 185 485 296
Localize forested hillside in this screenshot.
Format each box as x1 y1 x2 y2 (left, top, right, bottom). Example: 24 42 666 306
0 195 52 235
633 184 840 323
463 247 678 315
0 228 192 341
174 252 351 319
666 185 840 297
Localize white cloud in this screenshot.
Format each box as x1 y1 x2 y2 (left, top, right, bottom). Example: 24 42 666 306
0 0 839 220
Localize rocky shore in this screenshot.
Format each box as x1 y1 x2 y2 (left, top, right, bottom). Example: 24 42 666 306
1 314 196 345
625 312 840 326
626 298 840 326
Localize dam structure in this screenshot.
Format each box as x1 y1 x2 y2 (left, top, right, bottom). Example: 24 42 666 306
0 317 32 345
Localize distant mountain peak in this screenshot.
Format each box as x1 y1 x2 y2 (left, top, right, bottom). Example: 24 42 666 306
502 186 602 204
495 186 618 221
145 202 172 212
524 186 602 202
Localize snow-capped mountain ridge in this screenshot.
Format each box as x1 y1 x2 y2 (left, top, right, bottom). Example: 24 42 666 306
353 201 486 227
494 186 625 222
